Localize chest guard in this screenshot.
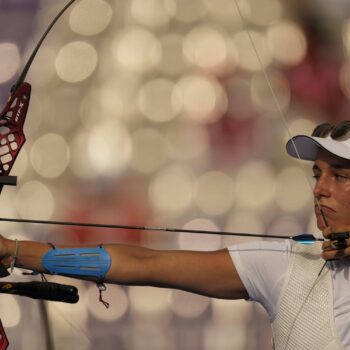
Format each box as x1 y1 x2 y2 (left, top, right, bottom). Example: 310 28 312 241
271 242 344 350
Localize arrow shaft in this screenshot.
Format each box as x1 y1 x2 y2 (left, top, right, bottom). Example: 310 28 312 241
0 216 324 241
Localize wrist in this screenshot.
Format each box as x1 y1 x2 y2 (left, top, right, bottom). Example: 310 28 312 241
4 239 17 259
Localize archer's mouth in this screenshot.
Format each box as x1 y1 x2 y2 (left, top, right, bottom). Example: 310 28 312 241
314 205 336 215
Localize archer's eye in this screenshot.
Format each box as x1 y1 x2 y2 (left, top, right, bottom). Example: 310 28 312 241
335 174 348 181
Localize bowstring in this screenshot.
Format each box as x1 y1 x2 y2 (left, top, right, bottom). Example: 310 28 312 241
232 1 330 348
232 0 329 229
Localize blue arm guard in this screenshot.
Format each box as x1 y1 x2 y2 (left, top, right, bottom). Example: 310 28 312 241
42 245 112 280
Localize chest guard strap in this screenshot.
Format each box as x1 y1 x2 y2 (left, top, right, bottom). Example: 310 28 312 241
42 245 111 279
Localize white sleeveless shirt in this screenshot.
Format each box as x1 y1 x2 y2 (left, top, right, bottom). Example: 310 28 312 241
229 240 350 349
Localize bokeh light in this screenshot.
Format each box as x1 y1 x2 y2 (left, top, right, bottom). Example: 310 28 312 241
194 171 235 215
233 30 271 71
113 27 161 73
173 74 227 123
183 26 230 71
69 130 96 179
169 290 210 318
235 161 275 210
275 166 312 212
0 43 20 84
211 299 253 323
137 78 179 122
203 322 247 350
224 210 264 245
16 181 55 219
0 296 21 327
70 0 113 36
30 133 70 178
87 120 132 176
343 19 350 57
149 165 193 214
130 0 171 28
87 284 129 321
56 41 98 83
267 20 307 66
128 286 170 317
178 219 222 250
268 216 303 237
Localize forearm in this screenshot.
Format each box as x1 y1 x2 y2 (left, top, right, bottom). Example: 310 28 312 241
4 239 155 285
2 238 246 299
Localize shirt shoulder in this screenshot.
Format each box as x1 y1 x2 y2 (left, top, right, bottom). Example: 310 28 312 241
228 239 292 318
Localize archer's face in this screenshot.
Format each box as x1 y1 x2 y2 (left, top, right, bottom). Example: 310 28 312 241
313 150 350 230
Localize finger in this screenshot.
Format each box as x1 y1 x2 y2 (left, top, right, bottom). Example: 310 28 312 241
322 248 344 260
322 238 350 250
322 241 332 251
322 246 350 260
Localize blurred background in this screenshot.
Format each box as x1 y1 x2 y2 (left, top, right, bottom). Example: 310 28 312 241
0 0 349 349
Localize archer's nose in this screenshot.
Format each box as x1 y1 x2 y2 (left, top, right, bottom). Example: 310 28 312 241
313 175 331 199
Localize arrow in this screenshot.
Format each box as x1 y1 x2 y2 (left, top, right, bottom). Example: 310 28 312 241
0 216 324 243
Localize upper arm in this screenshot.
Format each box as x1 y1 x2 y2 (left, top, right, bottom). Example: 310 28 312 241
148 248 248 300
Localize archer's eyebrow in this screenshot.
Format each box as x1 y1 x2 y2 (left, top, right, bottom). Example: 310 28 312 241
329 162 350 170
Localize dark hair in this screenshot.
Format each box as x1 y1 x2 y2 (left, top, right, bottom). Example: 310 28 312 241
312 121 350 139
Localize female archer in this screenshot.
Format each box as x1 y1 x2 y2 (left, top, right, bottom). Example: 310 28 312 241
0 121 350 349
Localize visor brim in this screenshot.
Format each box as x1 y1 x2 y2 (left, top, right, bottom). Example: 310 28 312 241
286 135 350 161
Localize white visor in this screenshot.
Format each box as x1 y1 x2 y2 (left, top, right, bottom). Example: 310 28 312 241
286 135 350 161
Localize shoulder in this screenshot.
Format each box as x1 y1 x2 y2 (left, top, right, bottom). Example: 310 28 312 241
227 239 292 317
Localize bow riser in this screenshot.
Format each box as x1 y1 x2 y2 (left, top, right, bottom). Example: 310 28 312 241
0 83 30 185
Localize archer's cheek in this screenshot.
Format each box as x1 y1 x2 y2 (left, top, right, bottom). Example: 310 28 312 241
315 211 328 231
